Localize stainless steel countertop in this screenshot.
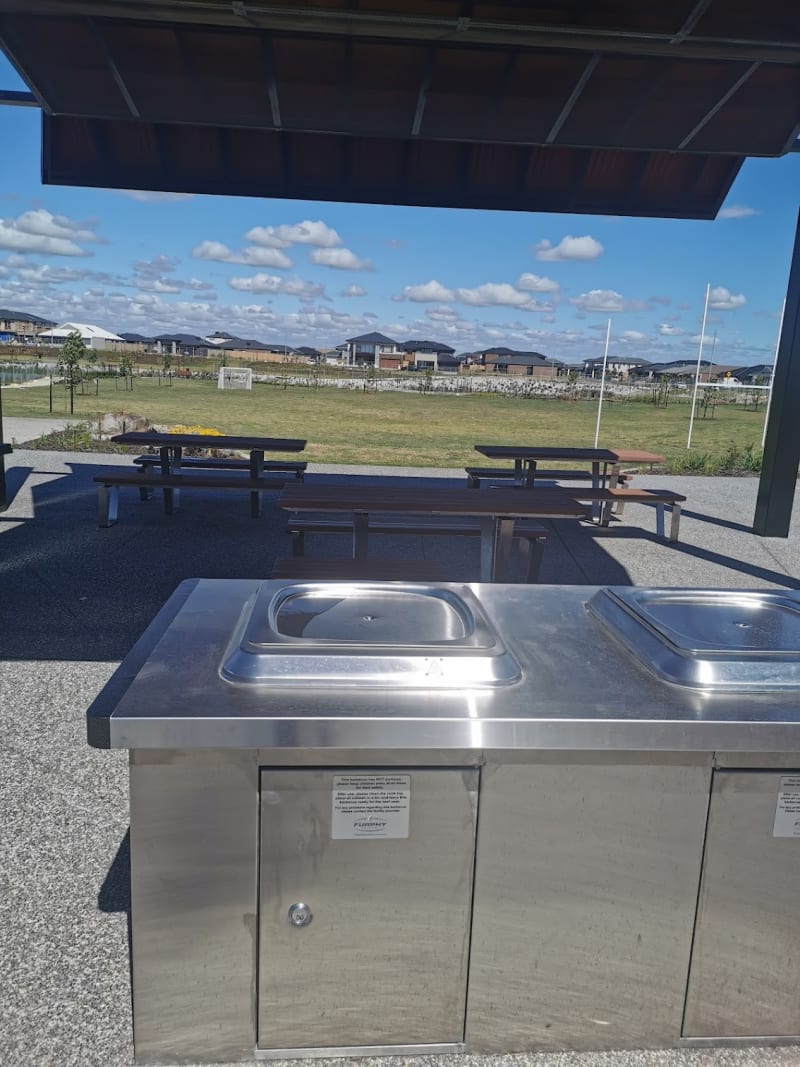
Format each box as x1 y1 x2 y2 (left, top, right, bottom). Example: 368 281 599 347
88 579 800 751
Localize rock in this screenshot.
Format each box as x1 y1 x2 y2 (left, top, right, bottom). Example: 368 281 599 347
96 411 150 436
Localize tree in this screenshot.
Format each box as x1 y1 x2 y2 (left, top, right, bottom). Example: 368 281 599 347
58 331 86 414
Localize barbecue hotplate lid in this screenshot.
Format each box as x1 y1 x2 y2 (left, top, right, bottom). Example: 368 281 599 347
588 587 800 691
220 582 521 687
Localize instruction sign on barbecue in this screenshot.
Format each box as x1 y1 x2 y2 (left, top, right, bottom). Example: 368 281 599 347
773 776 800 838
332 774 411 839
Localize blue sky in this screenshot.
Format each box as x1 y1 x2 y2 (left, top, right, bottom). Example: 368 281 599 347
1 54 798 364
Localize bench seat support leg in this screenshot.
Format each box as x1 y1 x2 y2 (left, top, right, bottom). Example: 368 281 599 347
98 484 119 528
524 536 546 583
655 503 665 539
669 503 681 542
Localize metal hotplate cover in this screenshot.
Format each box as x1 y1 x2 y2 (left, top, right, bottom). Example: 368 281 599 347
588 587 800 691
221 582 521 688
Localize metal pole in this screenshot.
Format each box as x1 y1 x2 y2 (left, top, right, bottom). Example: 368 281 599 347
687 282 711 449
593 319 611 448
761 298 786 449
754 207 800 536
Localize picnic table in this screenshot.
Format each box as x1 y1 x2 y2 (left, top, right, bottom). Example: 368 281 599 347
279 484 588 582
107 431 307 519
472 445 665 489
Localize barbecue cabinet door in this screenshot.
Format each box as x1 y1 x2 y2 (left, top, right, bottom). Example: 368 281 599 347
257 767 479 1052
684 769 800 1038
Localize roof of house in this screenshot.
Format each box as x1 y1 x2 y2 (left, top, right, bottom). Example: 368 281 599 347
483 349 564 367
294 346 321 356
205 331 236 342
38 322 124 341
346 332 398 345
118 332 152 343
0 308 55 326
152 333 209 346
583 356 652 367
731 364 774 380
212 337 274 351
402 339 456 354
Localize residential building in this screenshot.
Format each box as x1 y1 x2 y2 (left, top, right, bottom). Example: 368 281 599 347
481 348 565 378
151 333 211 358
582 356 651 379
0 308 55 343
212 338 300 363
37 322 125 350
730 364 773 384
402 339 456 371
343 332 403 368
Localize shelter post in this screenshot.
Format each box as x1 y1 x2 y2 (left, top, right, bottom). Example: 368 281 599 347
754 209 800 537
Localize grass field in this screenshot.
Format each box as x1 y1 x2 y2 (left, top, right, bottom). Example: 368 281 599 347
2 376 768 470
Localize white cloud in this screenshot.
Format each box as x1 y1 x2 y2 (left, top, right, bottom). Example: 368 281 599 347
14 209 100 244
620 330 647 341
709 285 746 310
398 280 456 303
17 264 90 284
191 240 293 269
569 289 625 312
426 306 461 323
717 204 760 220
228 273 324 299
119 190 195 203
309 248 372 271
457 283 548 310
246 219 342 249
0 209 101 257
535 235 603 262
658 323 684 336
515 272 560 294
137 278 182 294
341 284 366 297
135 254 178 277
691 332 718 345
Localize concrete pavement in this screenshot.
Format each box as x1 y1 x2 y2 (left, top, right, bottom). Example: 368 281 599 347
1 448 799 1067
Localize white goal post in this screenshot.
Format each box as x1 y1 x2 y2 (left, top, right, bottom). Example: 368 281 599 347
218 367 253 390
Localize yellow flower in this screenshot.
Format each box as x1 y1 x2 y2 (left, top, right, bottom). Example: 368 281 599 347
167 424 222 436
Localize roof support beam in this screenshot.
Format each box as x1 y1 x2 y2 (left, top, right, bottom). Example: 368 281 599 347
260 33 281 128
753 209 800 537
670 0 714 45
0 15 52 110
0 88 37 106
678 61 760 149
4 2 798 63
410 46 435 137
87 17 140 117
545 52 600 143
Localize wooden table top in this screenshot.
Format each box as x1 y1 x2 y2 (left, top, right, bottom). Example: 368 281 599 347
474 444 664 464
280 484 589 519
112 431 306 452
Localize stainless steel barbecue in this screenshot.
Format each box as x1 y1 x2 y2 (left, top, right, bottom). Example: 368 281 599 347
88 581 800 1064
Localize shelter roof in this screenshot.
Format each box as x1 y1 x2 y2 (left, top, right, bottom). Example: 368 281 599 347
5 1 799 218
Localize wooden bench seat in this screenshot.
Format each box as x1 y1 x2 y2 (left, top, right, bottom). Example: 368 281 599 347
93 469 288 526
270 558 448 581
134 454 306 478
563 487 685 540
286 514 549 582
465 465 630 489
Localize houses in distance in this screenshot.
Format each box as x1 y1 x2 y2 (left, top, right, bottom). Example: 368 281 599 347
0 308 773 384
